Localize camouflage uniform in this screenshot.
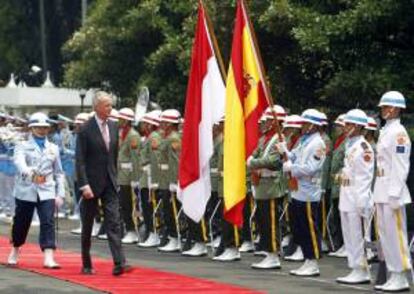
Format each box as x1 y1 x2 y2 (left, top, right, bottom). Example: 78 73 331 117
328 134 347 250
157 130 181 240
248 133 285 254
118 127 141 233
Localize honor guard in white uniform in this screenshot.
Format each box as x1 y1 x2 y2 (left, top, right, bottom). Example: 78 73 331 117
373 91 412 292
278 109 326 277
336 109 374 285
7 112 65 269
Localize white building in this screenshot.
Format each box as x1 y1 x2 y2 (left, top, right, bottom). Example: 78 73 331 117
0 73 97 118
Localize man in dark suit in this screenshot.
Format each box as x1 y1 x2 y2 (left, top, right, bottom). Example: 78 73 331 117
76 91 130 276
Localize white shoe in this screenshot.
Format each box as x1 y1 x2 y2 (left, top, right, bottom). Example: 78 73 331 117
381 272 410 292
57 212 66 219
212 247 240 262
254 250 268 257
0 215 12 224
158 237 180 252
239 241 254 253
284 247 304 262
43 249 60 269
328 245 347 258
70 226 82 235
68 214 80 221
290 259 320 277
182 242 208 257
91 222 101 237
281 235 291 248
207 236 221 248
251 253 281 269
336 268 371 284
98 234 108 240
138 232 160 248
7 247 19 266
122 231 139 244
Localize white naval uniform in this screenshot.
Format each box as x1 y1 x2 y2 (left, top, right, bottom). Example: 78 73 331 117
373 118 411 273
339 135 374 270
13 135 65 202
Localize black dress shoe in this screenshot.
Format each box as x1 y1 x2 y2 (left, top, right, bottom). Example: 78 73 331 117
112 264 132 276
81 267 95 275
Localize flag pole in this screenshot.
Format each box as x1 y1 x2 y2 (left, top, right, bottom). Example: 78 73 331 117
200 0 227 81
241 0 283 140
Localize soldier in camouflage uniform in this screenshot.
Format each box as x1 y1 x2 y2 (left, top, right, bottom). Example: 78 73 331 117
181 120 224 257
318 112 333 253
248 105 287 269
157 110 182 252
213 118 241 262
327 114 348 258
137 110 163 248
116 108 141 244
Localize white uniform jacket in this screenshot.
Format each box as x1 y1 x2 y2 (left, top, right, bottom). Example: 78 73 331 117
288 132 326 202
339 135 374 212
373 118 411 205
13 135 65 202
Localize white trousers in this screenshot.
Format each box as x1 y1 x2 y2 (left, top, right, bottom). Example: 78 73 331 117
376 203 411 273
340 211 366 269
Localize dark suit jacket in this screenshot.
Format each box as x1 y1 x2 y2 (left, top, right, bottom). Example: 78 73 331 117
76 116 119 196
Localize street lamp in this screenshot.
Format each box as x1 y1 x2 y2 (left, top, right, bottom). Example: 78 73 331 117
79 89 87 112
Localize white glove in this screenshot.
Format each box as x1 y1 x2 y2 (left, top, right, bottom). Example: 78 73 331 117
276 142 288 155
247 156 253 167
169 183 178 192
55 196 64 208
130 181 139 189
283 160 293 173
150 183 159 189
389 196 401 210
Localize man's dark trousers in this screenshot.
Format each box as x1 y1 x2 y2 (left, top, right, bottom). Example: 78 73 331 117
80 182 125 268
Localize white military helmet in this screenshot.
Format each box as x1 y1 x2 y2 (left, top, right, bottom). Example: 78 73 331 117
141 110 161 126
343 109 368 127
89 111 95 118
28 112 50 128
319 111 328 126
74 113 89 124
365 117 378 131
301 109 325 126
160 109 181 124
109 109 119 122
378 91 406 109
117 108 135 121
283 115 303 129
259 112 266 123
334 114 346 127
264 105 287 121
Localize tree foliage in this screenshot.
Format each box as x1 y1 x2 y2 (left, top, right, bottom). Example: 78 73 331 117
60 0 414 111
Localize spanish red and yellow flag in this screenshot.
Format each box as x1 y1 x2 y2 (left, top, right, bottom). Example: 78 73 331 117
223 0 269 226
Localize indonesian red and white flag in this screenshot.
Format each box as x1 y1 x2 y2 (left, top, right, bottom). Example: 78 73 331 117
177 2 225 222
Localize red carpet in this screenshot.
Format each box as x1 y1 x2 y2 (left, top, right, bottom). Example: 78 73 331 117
0 237 260 293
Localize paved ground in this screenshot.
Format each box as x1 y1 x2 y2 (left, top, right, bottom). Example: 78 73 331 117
0 219 407 293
